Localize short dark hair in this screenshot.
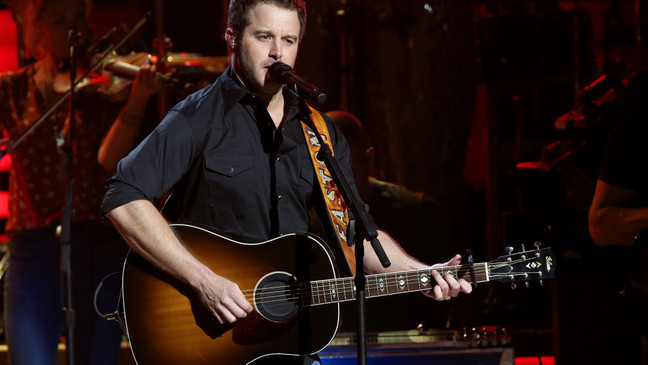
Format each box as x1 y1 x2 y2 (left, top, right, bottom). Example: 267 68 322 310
227 0 307 41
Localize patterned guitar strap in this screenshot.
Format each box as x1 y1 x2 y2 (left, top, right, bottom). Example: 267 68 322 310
301 106 356 275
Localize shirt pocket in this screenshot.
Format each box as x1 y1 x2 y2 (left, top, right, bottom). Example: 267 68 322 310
205 152 254 178
204 152 257 211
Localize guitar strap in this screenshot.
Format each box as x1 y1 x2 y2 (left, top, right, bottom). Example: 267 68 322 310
301 106 356 275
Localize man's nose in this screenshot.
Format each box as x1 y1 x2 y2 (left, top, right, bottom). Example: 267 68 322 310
269 40 282 60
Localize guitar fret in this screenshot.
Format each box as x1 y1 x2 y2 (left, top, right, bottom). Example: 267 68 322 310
308 282 315 305
314 281 321 305
388 273 397 294
328 279 336 303
396 273 408 292
343 278 349 301
325 280 331 303
420 268 431 291
321 280 327 304
380 274 389 295
409 271 416 291
318 280 325 304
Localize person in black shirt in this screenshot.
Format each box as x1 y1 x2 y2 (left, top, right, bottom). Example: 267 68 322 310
102 0 472 363
589 103 648 246
589 93 648 365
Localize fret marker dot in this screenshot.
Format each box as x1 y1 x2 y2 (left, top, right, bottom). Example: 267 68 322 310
420 274 429 286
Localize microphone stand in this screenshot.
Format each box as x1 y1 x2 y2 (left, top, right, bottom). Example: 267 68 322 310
295 99 391 365
60 26 81 365
0 14 151 365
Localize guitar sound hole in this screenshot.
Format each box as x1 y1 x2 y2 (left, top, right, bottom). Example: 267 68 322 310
255 272 300 322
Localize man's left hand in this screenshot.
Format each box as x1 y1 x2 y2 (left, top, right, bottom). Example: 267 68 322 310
425 254 473 301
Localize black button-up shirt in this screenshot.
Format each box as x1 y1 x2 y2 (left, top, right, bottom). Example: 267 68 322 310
102 66 356 241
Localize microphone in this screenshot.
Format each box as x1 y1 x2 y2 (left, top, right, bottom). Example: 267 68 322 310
268 62 326 104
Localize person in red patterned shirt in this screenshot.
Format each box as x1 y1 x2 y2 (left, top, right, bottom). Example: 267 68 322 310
0 0 160 364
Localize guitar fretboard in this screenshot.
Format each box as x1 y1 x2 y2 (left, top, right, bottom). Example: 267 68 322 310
302 263 488 306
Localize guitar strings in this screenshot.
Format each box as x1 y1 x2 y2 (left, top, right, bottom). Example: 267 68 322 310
241 260 539 305
236 257 544 307
242 265 537 306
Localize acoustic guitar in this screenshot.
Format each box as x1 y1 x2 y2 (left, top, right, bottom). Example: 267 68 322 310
120 223 556 365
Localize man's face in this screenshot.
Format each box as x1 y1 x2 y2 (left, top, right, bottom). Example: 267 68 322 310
232 4 301 97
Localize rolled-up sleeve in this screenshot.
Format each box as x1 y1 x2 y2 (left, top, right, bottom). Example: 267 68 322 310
101 110 196 215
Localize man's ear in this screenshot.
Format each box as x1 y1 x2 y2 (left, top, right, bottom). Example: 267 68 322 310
225 28 236 48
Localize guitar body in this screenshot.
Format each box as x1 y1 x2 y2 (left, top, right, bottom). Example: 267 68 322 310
121 224 341 365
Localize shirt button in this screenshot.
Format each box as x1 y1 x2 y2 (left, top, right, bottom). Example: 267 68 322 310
228 167 235 173
277 194 283 200
276 156 281 162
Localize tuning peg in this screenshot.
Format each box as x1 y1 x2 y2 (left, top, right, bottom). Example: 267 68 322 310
525 281 530 288
511 283 517 289
534 241 541 249
521 244 526 252
505 246 514 255
539 280 544 287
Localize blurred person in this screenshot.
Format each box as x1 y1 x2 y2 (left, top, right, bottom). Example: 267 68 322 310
589 90 648 365
0 0 160 363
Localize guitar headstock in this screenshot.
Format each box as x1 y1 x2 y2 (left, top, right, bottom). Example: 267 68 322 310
487 243 555 288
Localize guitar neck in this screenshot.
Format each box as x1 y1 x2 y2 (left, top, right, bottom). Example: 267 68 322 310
304 263 488 306
303 246 555 306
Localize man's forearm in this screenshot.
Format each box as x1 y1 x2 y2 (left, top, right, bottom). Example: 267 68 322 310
589 206 648 246
362 230 428 274
106 199 214 288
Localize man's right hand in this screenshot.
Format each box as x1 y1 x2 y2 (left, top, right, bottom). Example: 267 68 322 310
196 272 254 324
107 201 254 324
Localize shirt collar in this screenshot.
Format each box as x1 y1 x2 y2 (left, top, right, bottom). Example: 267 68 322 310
221 66 249 114
220 66 303 123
